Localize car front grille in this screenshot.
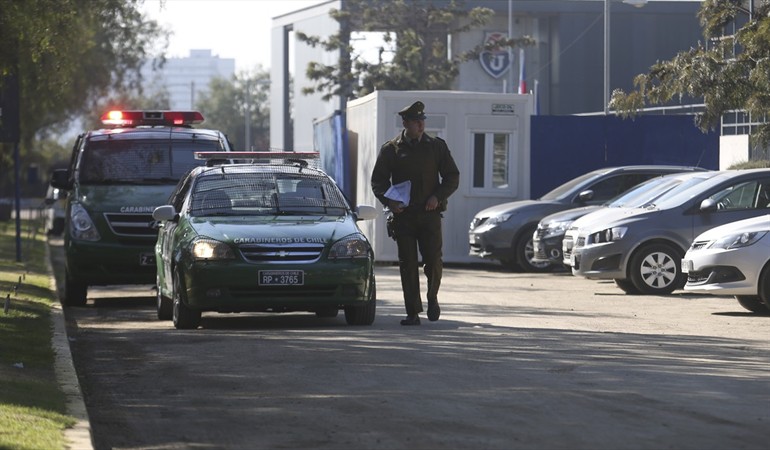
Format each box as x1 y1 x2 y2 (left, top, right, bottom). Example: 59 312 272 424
239 243 325 263
690 240 710 251
104 212 157 237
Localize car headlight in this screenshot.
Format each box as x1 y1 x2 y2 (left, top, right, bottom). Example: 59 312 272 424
589 226 627 244
709 231 767 250
485 213 512 227
191 238 234 260
70 203 100 241
542 220 574 239
329 235 371 259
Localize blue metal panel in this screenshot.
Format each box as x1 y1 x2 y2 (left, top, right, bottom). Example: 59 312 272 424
530 115 719 199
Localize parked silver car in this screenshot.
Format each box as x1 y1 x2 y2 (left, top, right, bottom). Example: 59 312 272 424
468 165 705 272
682 214 770 313
568 169 770 295
533 170 713 267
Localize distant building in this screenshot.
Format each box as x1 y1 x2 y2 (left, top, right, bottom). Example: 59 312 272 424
144 49 235 110
270 0 704 153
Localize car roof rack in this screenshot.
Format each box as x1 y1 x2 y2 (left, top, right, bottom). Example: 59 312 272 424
195 151 321 169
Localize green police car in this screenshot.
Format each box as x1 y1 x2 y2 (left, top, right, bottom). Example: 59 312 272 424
51 110 233 306
152 152 379 329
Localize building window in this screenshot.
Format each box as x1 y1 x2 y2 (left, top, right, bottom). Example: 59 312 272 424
472 132 511 190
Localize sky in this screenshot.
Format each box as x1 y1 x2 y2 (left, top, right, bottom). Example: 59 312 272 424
141 0 328 72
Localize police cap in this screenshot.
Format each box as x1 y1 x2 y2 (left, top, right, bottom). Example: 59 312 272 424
398 101 426 120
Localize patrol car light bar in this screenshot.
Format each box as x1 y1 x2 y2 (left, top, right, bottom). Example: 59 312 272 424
100 110 205 127
194 151 320 160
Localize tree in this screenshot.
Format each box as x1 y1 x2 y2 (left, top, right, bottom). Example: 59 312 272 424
611 0 770 146
195 69 271 151
296 0 534 102
0 0 167 195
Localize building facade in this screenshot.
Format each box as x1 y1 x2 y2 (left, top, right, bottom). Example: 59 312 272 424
270 0 704 153
144 49 235 110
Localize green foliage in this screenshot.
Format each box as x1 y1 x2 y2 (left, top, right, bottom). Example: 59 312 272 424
727 159 770 169
195 68 271 151
611 0 770 145
0 0 168 196
296 0 534 101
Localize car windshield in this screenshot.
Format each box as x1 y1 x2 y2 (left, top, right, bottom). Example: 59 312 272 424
78 139 223 184
189 172 350 217
606 173 713 208
539 168 607 201
652 172 730 209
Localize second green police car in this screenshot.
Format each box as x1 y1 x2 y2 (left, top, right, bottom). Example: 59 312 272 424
152 152 378 329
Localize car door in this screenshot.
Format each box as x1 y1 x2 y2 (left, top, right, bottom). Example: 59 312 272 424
157 175 194 297
691 177 770 241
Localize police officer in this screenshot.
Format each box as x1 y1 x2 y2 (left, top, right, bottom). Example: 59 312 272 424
371 101 460 325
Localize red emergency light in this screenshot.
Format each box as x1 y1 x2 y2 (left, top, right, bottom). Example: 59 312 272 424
100 110 205 127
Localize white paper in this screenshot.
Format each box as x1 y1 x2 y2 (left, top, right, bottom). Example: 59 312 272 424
384 180 411 207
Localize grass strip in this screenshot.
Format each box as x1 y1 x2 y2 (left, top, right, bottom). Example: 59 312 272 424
0 219 76 449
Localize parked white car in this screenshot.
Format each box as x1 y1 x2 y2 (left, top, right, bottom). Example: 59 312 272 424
682 215 770 313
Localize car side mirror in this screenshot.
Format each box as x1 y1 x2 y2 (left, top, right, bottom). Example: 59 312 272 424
577 189 594 203
699 198 717 211
50 169 71 190
355 205 378 221
153 205 178 222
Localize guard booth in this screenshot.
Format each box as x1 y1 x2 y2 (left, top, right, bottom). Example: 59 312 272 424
348 90 533 264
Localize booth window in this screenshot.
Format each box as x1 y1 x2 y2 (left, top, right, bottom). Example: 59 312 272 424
472 132 510 190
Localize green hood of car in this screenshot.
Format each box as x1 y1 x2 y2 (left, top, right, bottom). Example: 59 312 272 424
189 216 360 245
76 185 175 214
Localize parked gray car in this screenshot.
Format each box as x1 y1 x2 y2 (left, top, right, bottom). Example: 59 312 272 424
533 170 715 267
468 165 705 272
568 168 770 295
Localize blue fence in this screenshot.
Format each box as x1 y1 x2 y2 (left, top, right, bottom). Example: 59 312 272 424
529 115 720 198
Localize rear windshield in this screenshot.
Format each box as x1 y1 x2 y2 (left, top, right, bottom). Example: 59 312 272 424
78 139 223 184
190 172 350 217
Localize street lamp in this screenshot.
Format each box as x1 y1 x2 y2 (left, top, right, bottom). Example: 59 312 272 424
604 0 647 114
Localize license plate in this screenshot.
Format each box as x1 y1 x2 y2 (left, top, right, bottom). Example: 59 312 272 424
139 253 155 266
681 259 693 273
259 270 304 286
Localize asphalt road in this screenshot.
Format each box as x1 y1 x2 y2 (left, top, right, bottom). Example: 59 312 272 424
50 238 770 450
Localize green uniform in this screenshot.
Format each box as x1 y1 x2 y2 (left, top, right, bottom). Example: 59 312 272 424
371 130 460 316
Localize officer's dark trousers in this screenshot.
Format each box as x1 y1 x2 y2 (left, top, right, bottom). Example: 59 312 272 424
393 210 443 316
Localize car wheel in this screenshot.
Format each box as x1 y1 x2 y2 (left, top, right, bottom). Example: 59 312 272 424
515 226 552 273
156 275 173 320
614 278 641 295
172 271 201 329
62 269 87 307
735 295 770 313
315 307 339 318
628 243 684 295
344 280 376 326
757 264 770 310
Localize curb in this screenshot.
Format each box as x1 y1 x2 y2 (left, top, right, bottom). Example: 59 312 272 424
46 243 94 450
